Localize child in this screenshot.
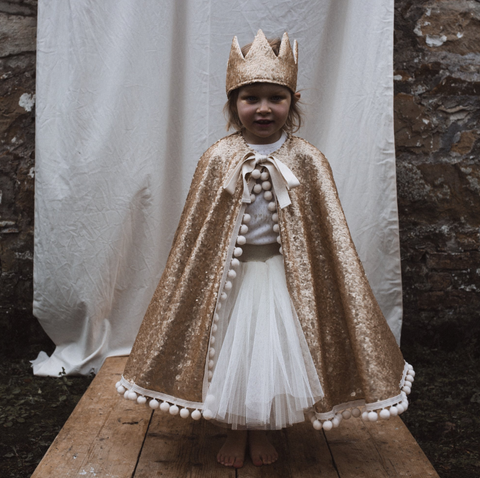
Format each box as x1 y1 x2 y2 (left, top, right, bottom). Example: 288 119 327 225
116 30 414 469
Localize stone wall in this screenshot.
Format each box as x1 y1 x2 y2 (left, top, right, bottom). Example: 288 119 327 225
0 0 39 356
0 0 478 356
394 0 480 349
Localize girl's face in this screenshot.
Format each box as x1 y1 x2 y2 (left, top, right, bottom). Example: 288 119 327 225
236 83 292 144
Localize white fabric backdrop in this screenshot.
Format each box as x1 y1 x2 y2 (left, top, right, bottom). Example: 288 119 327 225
33 0 402 376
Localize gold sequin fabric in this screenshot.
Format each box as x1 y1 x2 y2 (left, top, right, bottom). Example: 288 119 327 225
123 132 406 413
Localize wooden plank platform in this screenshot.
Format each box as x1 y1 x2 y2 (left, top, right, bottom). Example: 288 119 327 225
32 356 439 478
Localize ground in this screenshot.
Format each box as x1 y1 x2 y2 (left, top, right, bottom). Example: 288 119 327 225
0 339 479 477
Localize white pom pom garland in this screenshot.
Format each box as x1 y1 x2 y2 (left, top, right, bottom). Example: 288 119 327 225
323 420 333 431
313 420 322 430
231 258 240 268
169 405 179 416
352 408 361 418
160 401 170 412
191 410 201 420
149 399 160 410
224 281 233 290
180 408 190 419
389 406 399 416
267 202 277 212
264 191 273 201
203 409 213 420
342 410 352 419
243 214 251 224
272 213 278 222
362 411 369 421
251 169 261 179
262 181 271 190
273 224 279 233
137 396 147 405
368 411 378 422
117 386 125 395
253 183 262 194
379 409 391 420
234 247 243 257
261 171 269 181
249 194 256 203
115 381 122 389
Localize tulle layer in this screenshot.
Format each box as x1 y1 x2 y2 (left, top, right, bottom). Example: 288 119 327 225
203 254 323 430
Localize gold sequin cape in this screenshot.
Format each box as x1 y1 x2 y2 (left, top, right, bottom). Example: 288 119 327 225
122 132 408 417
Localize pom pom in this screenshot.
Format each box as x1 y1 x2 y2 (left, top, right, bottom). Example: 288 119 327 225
262 181 271 191
253 184 262 194
205 394 215 405
249 194 256 203
137 396 147 405
272 213 278 222
216 302 222 311
332 416 341 428
169 405 179 416
362 411 369 421
352 408 361 418
279 247 283 255
402 385 411 395
396 404 405 414
208 359 214 369
402 400 409 411
405 375 414 383
264 191 273 201
224 281 233 290
379 409 391 420
231 258 240 268
240 225 248 234
212 323 218 333
210 336 215 345
228 269 237 279
203 409 213 420
180 408 190 419
160 401 170 412
251 169 261 179
117 386 125 395
313 420 322 430
234 247 243 257
276 235 282 244
191 410 201 420
407 370 416 378
407 364 413 371
128 391 138 401
273 224 279 233
115 381 122 389
342 410 352 419
209 348 215 358
389 406 398 417
323 420 333 431
208 371 213 380
220 292 227 301
268 202 277 212
213 313 219 322
368 411 378 422
261 171 269 181
243 214 251 224
236 235 246 246
149 399 160 410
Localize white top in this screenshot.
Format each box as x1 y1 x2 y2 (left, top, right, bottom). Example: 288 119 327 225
244 133 287 245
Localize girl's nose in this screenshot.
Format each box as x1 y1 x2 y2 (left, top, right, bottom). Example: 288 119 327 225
257 100 271 113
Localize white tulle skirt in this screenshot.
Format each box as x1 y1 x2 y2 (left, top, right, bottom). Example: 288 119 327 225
203 253 324 430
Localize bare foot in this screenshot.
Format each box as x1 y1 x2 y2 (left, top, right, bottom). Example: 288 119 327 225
217 429 247 468
248 430 278 466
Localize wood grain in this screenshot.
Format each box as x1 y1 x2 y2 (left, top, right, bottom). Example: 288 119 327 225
326 416 440 478
31 356 153 478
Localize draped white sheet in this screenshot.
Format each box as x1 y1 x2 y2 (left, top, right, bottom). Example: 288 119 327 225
33 0 401 376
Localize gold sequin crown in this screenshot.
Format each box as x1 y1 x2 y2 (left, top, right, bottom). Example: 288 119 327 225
226 29 298 95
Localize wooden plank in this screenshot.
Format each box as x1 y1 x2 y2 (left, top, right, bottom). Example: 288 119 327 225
238 422 339 477
134 411 235 477
32 356 153 478
326 415 440 478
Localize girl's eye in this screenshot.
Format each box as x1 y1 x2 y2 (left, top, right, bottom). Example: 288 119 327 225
271 96 283 102
245 96 257 102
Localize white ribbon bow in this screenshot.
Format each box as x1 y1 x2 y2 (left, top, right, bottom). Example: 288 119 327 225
223 152 300 209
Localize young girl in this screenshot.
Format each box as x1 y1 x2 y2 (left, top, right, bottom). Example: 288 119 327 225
116 30 414 469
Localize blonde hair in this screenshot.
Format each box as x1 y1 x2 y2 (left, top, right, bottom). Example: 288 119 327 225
224 38 303 133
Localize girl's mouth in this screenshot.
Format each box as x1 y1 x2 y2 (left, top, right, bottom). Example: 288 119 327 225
255 120 273 125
